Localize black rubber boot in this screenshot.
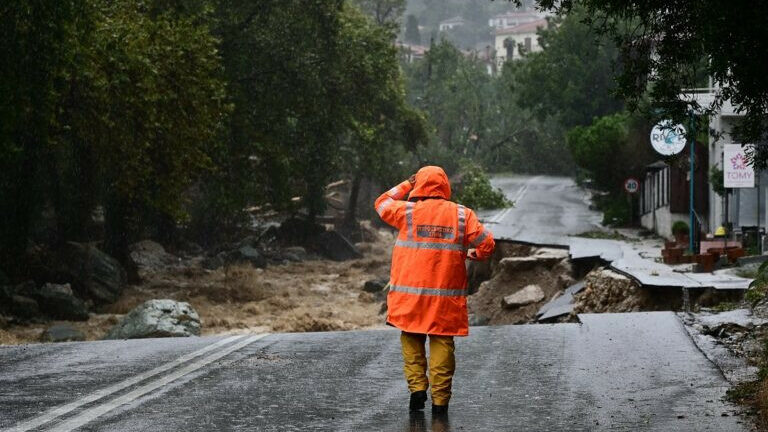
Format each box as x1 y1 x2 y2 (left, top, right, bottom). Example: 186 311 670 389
432 404 449 416
409 390 428 411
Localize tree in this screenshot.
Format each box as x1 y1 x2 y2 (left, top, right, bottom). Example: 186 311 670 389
353 0 405 31
404 14 421 44
507 8 623 129
74 0 227 261
0 0 83 264
538 0 768 166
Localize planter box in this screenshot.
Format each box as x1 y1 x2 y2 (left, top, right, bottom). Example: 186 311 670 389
695 253 716 273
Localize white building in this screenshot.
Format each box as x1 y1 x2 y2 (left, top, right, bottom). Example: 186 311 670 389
684 88 768 237
488 11 543 29
494 18 548 67
438 16 466 32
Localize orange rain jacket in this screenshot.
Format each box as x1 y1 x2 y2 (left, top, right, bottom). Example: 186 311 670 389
374 166 495 336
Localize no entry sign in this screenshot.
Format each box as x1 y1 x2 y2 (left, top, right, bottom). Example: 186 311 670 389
624 177 639 194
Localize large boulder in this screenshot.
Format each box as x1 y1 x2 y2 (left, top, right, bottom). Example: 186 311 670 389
61 242 127 304
310 231 362 261
201 246 267 270
29 283 89 321
501 285 545 308
231 245 267 268
0 290 40 321
41 324 85 343
129 240 178 275
0 282 40 320
105 299 201 339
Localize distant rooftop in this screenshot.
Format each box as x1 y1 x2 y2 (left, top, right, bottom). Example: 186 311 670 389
495 18 548 36
492 10 542 20
439 16 466 25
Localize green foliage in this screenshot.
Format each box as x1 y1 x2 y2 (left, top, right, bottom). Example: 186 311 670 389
747 261 768 305
507 7 623 128
404 14 421 44
543 0 768 168
453 162 511 210
402 39 573 175
709 165 726 197
672 221 689 235
1 0 428 262
594 194 630 227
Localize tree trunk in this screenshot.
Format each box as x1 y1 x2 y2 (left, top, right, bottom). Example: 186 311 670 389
343 172 362 228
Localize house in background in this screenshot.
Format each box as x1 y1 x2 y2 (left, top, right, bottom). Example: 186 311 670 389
640 153 709 238
684 87 768 243
493 18 548 68
438 16 466 32
488 11 543 29
396 42 428 63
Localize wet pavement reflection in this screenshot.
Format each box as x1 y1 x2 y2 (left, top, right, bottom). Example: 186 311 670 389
405 411 450 432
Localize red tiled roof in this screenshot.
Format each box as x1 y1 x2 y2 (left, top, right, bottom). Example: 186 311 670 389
495 18 548 36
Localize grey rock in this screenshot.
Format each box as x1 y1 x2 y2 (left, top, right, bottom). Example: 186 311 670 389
752 297 768 320
202 253 226 270
282 246 308 262
363 279 388 293
105 299 201 339
310 230 362 261
232 246 267 268
502 285 545 308
62 242 127 304
129 240 177 273
468 313 490 326
237 235 259 249
41 324 85 343
0 282 40 319
30 283 89 321
9 294 40 319
498 249 568 272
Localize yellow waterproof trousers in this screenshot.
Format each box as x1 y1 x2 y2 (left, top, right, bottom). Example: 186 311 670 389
400 331 455 406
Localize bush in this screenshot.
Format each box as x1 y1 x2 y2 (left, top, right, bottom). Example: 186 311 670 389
453 162 511 210
593 194 630 226
672 221 689 235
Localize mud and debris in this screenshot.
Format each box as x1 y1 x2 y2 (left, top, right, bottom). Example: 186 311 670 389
467 243 576 325
0 224 395 345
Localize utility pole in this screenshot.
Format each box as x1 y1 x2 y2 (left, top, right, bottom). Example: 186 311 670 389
689 110 695 253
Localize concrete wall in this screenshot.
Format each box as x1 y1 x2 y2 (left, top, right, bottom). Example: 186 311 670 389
640 205 690 239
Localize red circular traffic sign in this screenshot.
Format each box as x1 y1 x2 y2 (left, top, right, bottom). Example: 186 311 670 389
624 177 639 194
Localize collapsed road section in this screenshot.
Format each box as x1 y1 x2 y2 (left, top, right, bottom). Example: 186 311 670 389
467 237 752 326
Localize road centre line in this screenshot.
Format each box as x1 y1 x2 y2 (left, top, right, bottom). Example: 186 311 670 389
47 333 268 432
488 176 540 224
7 335 246 432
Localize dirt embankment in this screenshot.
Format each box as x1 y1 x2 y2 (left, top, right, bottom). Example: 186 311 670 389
467 242 576 325
0 229 396 345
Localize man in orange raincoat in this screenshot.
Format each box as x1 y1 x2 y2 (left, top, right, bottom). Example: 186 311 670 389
374 165 496 415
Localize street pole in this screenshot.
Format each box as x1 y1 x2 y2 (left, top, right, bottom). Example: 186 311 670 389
689 110 695 253
758 171 762 254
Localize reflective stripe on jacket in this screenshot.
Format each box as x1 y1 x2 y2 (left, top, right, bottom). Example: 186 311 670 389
374 166 495 336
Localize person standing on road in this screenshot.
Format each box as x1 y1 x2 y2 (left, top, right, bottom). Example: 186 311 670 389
374 165 495 416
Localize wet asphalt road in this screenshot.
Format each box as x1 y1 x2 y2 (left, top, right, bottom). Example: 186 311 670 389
0 312 747 431
482 175 604 245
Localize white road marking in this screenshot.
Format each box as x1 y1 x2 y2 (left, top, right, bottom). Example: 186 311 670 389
6 335 245 432
488 177 537 224
48 333 267 432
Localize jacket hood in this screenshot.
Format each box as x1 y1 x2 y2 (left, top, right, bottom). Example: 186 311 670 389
410 166 451 200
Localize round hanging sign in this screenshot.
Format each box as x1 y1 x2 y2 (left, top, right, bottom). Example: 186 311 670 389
650 120 687 155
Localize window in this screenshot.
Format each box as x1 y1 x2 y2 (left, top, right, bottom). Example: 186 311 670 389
524 37 532 53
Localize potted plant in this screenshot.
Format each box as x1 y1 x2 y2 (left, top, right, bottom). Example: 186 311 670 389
672 221 690 246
